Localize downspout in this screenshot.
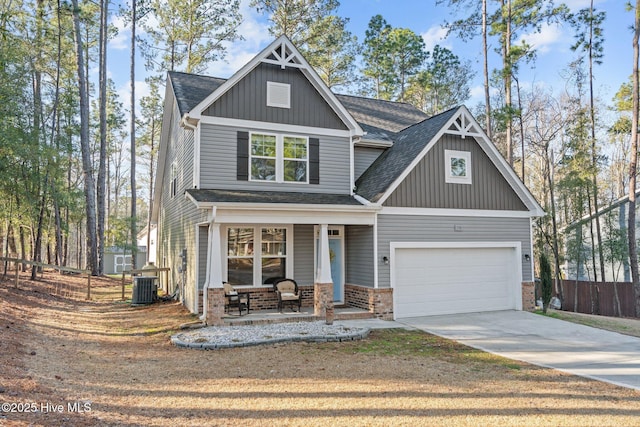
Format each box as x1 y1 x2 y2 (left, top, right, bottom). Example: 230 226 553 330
350 130 355 195
181 113 196 131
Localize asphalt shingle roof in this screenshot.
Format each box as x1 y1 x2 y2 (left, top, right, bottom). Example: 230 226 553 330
335 94 428 135
169 71 225 116
187 189 364 206
355 107 460 202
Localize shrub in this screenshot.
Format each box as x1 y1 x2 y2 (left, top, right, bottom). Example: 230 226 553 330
539 252 553 314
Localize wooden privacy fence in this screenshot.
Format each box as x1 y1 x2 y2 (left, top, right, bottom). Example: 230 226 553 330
0 256 92 299
559 280 636 318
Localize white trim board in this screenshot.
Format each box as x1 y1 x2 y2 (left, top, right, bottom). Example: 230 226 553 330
380 207 538 218
199 116 354 138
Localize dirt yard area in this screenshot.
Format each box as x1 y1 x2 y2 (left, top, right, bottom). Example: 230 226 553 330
1 271 639 427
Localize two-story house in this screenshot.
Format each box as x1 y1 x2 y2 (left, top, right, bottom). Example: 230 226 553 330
151 36 544 325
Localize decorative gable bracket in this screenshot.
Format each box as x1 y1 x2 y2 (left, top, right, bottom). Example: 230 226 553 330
262 40 304 70
445 110 483 139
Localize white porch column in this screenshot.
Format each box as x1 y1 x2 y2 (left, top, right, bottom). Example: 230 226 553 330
316 224 333 284
200 222 224 322
314 224 334 318
208 222 224 287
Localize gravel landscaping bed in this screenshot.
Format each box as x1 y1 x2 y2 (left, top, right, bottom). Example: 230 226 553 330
171 321 370 349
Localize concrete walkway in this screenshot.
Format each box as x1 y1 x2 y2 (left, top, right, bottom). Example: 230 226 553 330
396 310 640 391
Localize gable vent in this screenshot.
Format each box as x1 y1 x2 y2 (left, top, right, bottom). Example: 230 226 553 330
267 81 291 109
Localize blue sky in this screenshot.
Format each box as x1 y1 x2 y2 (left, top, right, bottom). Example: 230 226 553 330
107 0 634 116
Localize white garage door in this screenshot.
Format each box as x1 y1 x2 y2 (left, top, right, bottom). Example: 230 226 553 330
393 245 519 318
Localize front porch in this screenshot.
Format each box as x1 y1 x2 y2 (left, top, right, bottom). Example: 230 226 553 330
199 283 394 325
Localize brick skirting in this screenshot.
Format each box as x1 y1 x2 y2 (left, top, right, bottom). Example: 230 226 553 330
521 281 535 312
200 285 315 314
201 283 393 320
345 284 394 320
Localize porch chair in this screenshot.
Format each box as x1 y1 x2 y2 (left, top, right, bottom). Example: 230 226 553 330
223 283 250 316
273 278 301 312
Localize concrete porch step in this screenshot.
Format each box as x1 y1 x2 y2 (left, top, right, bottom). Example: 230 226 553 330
222 307 374 326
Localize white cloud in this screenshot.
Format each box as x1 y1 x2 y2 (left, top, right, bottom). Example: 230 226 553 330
518 22 563 55
470 85 485 100
109 15 130 51
421 25 449 52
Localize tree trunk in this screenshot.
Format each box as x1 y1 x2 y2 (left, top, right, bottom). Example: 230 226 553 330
146 118 156 264
482 0 491 138
586 1 606 282
630 0 640 317
71 0 98 275
97 0 109 275
130 0 138 269
503 0 514 166
52 0 63 267
547 148 563 302
31 172 48 280
3 200 12 277
586 185 598 282
516 77 525 181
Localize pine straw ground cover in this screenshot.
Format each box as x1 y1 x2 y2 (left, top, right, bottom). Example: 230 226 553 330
1 271 639 427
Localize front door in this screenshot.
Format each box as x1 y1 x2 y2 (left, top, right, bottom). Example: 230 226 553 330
315 226 345 304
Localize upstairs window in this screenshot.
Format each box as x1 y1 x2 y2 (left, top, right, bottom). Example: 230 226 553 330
250 133 308 183
170 161 178 197
250 134 277 181
283 136 308 182
445 150 472 185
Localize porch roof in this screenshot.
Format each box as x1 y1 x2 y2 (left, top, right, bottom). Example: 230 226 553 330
187 188 364 206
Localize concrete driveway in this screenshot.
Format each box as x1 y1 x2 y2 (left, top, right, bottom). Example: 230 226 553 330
397 310 640 391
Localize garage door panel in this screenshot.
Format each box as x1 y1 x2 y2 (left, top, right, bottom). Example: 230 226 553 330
394 246 518 318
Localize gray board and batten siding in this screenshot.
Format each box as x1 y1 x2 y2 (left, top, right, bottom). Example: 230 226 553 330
384 134 528 210
199 123 352 194
203 62 348 131
376 215 533 289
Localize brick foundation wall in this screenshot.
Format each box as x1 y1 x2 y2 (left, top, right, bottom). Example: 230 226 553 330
201 285 315 314
521 281 535 312
345 284 394 320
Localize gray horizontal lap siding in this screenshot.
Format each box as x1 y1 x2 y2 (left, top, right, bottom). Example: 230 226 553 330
198 226 208 290
158 102 209 313
294 224 314 285
346 225 374 287
203 63 347 130
199 123 351 194
354 147 384 180
377 214 533 288
384 134 527 210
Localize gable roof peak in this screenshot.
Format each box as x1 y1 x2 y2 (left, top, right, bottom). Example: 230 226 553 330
185 36 363 135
